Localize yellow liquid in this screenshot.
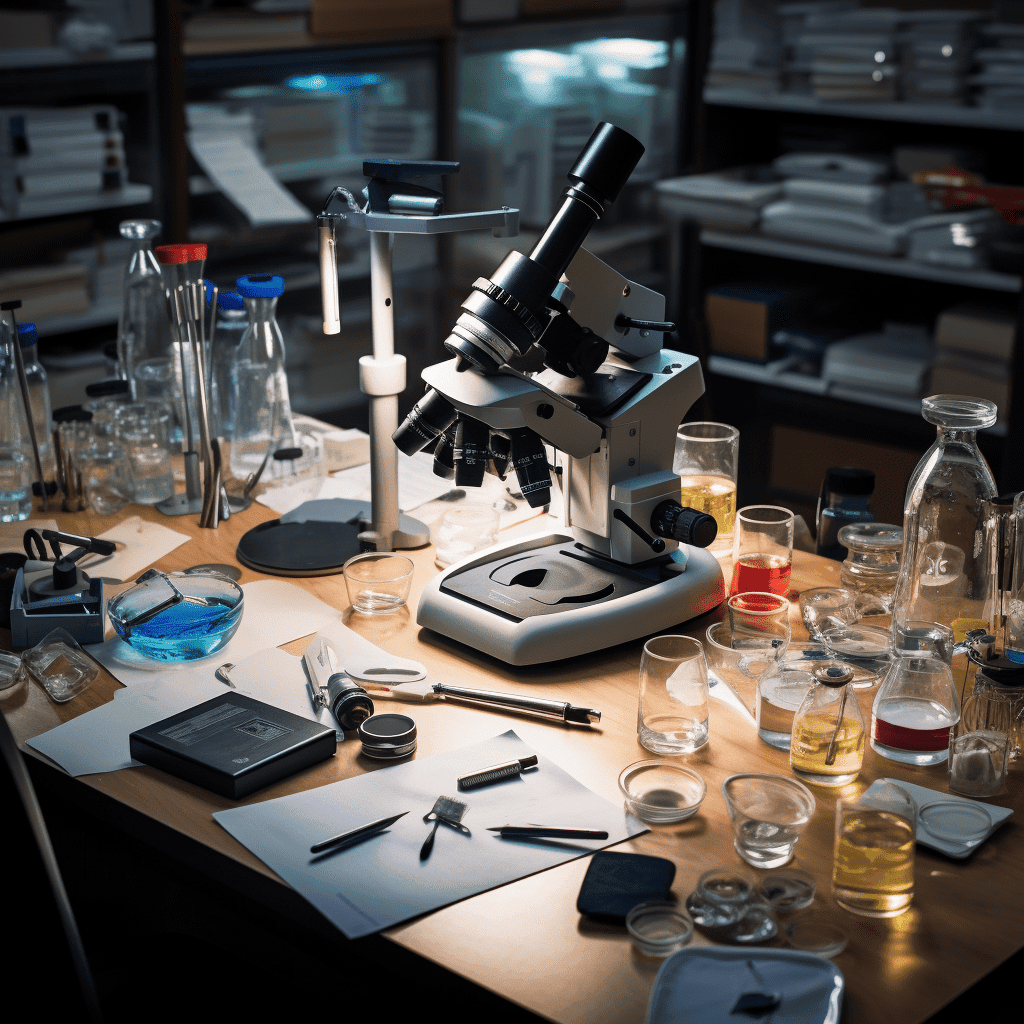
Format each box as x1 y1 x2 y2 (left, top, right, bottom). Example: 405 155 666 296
678 475 737 535
790 710 865 783
833 810 915 917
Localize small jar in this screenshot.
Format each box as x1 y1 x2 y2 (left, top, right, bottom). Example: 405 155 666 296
838 522 903 615
790 663 865 787
974 668 1024 765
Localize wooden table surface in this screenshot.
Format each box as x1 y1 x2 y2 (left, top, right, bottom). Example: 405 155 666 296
3 500 1022 1024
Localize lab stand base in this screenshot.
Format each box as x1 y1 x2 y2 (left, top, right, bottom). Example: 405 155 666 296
417 531 726 666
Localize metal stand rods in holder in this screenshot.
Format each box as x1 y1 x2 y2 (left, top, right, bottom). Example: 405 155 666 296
154 243 233 528
318 161 518 552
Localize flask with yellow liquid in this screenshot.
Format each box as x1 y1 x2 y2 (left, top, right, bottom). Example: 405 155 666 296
790 663 865 787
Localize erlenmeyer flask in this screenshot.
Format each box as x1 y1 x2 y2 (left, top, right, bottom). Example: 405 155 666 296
890 395 998 646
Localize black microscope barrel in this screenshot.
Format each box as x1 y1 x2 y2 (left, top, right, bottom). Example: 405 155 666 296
453 416 489 488
508 428 551 508
393 388 458 456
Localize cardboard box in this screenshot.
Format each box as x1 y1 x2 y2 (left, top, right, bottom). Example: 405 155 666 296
770 425 921 528
934 303 1016 363
705 284 808 363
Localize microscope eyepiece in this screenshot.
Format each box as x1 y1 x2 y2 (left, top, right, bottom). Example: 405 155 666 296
393 389 458 456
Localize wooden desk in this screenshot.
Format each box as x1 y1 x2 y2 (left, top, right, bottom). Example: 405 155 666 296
3 502 1022 1024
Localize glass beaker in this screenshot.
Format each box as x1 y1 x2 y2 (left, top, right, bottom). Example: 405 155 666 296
113 402 174 504
673 422 739 553
948 690 1012 797
731 506 794 597
891 395 998 646
839 522 903 616
871 625 959 766
637 635 710 755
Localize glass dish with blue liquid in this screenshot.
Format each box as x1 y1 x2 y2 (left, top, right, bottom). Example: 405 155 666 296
107 569 244 661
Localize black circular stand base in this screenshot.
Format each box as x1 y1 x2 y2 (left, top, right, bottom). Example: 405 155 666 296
236 519 362 577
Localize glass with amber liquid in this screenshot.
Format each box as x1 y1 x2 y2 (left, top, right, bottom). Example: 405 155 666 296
790 664 865 787
833 781 917 917
674 422 738 553
731 506 794 597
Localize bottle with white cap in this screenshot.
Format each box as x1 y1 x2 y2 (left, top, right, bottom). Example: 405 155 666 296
229 274 295 479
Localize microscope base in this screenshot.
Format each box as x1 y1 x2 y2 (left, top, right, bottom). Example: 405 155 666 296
418 531 725 666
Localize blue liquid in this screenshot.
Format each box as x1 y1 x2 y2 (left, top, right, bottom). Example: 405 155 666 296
1006 649 1024 664
112 598 243 661
0 486 32 522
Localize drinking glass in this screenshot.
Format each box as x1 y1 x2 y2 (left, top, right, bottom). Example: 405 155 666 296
638 635 710 755
257 432 326 510
948 691 1013 797
731 506 795 597
728 591 791 645
799 587 858 640
113 402 174 504
343 552 413 614
833 781 916 918
721 773 816 869
435 504 501 568
673 422 739 553
77 438 133 515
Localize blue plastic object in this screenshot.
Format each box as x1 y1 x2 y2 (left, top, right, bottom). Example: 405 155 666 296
236 274 285 299
17 322 38 347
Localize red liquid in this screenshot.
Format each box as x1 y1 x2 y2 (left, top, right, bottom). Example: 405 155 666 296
873 717 951 752
730 555 791 597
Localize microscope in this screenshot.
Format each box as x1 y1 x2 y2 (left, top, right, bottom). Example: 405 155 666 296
393 123 726 665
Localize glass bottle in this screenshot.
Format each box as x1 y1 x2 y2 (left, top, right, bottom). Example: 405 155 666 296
16 323 53 480
229 274 295 479
838 522 903 616
0 319 34 521
1002 491 1024 662
816 467 875 560
890 395 998 647
871 629 959 766
208 288 247 441
117 219 173 399
790 663 865 787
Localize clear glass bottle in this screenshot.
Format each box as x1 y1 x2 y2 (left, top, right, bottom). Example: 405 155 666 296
1002 492 1024 662
208 288 247 440
816 467 875 560
871 630 960 766
229 274 295 479
0 319 34 521
790 664 865 786
15 323 53 480
891 395 998 647
839 522 903 616
117 219 173 399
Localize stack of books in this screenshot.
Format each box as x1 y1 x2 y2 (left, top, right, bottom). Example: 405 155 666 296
793 6 903 101
930 304 1016 418
901 10 983 107
972 22 1024 111
0 263 91 324
704 0 782 95
778 1 856 95
0 105 129 219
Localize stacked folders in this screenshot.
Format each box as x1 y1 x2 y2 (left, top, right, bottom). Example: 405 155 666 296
0 105 129 219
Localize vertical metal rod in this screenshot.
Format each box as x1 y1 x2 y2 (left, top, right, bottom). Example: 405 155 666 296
2 306 48 511
170 287 202 501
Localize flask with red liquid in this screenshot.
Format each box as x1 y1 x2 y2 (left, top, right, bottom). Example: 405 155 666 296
871 629 960 766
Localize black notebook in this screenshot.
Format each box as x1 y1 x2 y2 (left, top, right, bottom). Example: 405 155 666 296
130 692 336 799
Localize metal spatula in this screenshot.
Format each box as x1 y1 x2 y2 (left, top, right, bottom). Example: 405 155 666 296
420 795 469 861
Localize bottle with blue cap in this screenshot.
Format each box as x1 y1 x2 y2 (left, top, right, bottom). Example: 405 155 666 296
15 322 53 480
206 284 247 440
117 220 172 398
229 274 296 478
0 320 35 520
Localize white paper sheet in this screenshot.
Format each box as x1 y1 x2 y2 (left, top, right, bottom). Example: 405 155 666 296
78 516 191 583
215 729 643 938
330 450 454 512
188 129 312 227
86 579 342 688
26 673 227 776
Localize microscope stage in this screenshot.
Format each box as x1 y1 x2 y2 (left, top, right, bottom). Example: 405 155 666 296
418 531 725 666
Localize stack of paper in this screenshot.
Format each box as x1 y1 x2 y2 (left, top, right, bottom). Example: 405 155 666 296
821 323 932 395
972 23 1024 111
705 0 782 95
901 10 983 107
655 169 783 229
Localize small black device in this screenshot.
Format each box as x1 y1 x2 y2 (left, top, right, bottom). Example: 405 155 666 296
576 851 676 925
129 692 336 798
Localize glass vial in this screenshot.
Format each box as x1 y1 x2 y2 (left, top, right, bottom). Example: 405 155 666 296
229 274 295 480
790 664 865 787
890 395 998 646
16 323 53 480
117 220 173 399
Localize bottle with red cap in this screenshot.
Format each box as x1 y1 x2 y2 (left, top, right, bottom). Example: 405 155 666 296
117 220 172 399
229 274 295 479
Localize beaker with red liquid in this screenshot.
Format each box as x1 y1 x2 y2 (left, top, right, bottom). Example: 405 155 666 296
731 506 794 597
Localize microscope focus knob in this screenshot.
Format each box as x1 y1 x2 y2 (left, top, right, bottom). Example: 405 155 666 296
651 501 718 549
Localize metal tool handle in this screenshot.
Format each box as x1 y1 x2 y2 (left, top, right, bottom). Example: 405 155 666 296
433 682 570 720
420 819 440 860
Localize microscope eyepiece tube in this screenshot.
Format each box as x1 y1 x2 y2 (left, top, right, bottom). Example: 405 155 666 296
393 388 458 456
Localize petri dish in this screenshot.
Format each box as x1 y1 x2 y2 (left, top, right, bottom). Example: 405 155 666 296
730 899 779 944
625 901 694 958
760 869 816 913
821 623 892 661
919 800 993 843
619 761 706 823
0 651 22 692
786 916 848 958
